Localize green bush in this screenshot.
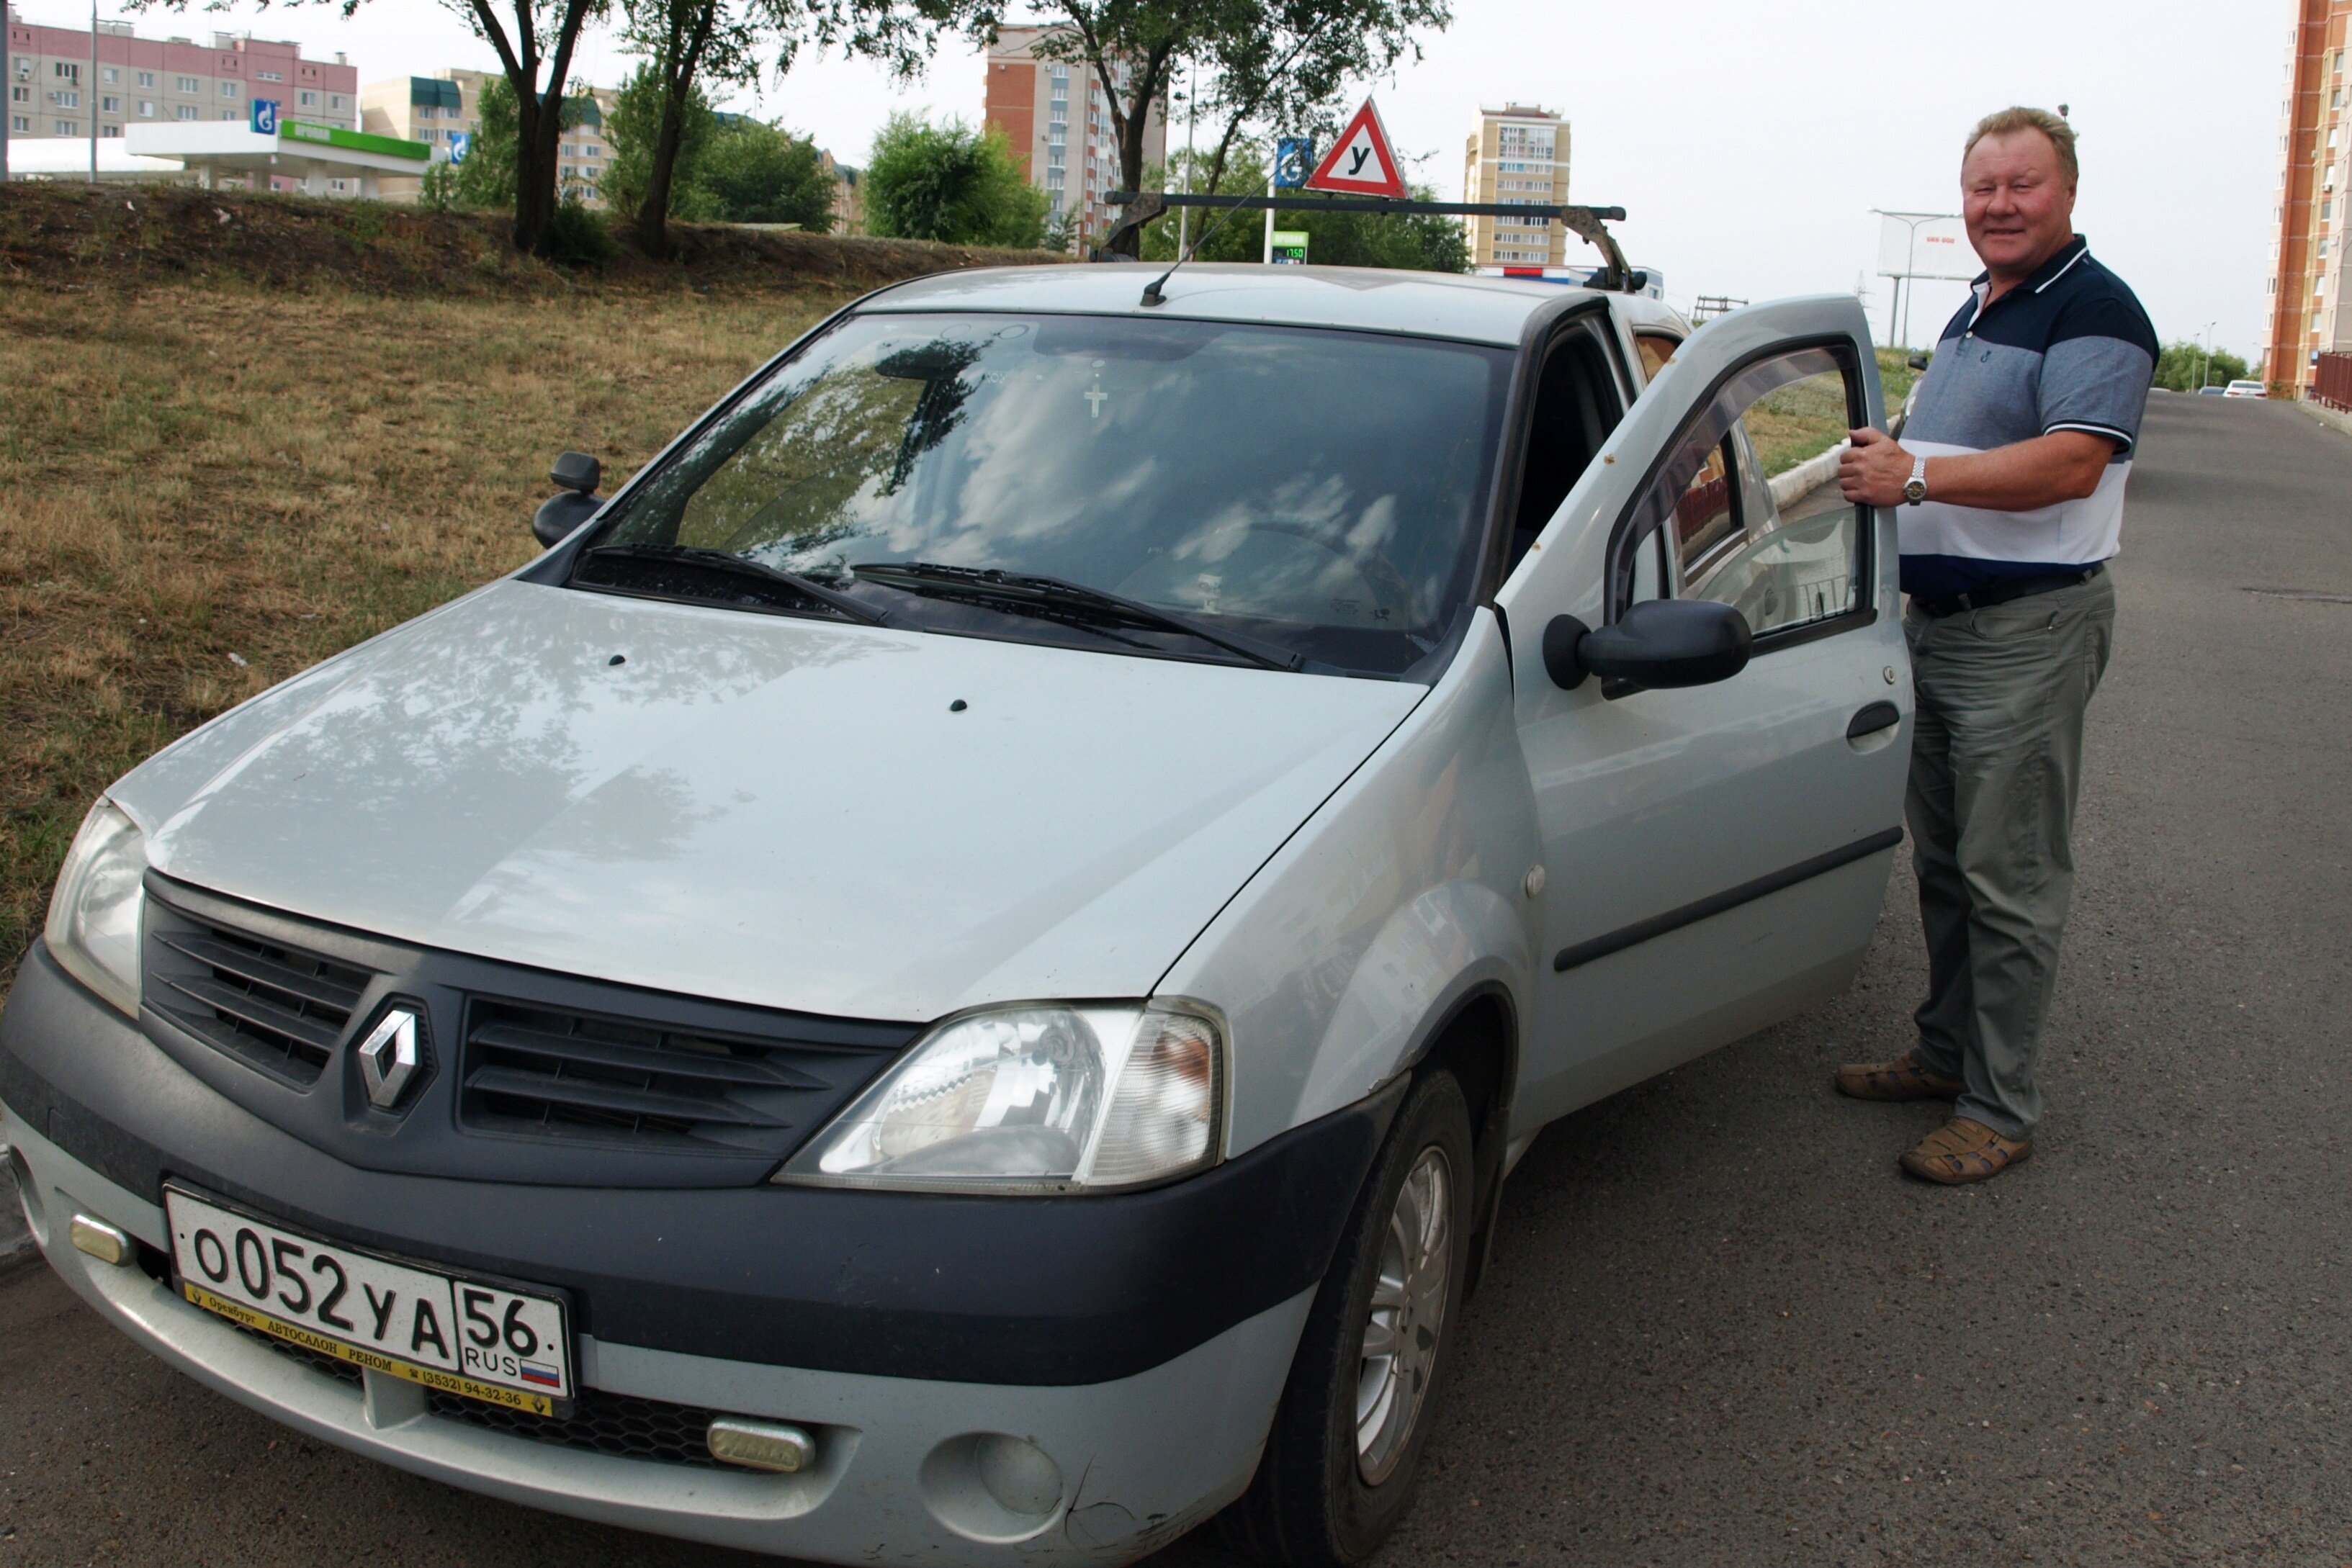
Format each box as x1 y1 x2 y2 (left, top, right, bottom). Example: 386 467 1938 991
2153 340 2248 393
601 66 835 231
539 197 618 269
863 113 1046 248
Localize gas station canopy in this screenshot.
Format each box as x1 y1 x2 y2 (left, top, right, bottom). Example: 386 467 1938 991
122 100 431 198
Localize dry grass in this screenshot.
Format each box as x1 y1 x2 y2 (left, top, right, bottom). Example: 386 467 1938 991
0 281 859 969
1747 348 1925 475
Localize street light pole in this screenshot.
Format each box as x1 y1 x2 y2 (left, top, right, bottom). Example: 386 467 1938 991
87 0 96 184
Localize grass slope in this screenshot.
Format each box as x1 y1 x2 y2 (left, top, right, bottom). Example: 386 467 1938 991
0 287 845 964
0 183 1064 297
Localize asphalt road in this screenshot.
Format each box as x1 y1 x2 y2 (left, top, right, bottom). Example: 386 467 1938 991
4 393 2348 1567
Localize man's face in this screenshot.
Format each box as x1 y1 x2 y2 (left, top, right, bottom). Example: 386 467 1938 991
1962 130 2076 277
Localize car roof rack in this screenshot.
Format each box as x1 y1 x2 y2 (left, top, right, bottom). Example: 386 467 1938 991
1097 192 1638 292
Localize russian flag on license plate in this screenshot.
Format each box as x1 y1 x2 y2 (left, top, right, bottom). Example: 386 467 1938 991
520 1362 562 1387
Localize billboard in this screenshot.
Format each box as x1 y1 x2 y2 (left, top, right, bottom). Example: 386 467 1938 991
1877 214 1975 281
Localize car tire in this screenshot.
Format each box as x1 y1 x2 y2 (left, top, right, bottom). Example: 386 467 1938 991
1218 1068 1475 1567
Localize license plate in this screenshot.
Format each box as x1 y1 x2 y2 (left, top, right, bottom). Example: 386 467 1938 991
165 1186 574 1416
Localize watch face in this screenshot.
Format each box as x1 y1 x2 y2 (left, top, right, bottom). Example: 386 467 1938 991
1903 479 1928 503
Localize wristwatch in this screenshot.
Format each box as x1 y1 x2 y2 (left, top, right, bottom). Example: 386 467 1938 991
1903 454 1929 506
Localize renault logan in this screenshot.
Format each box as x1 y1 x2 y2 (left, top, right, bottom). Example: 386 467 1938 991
4 264 1911 1566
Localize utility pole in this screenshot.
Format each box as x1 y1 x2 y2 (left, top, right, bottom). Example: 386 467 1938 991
87 0 96 184
3 0 12 187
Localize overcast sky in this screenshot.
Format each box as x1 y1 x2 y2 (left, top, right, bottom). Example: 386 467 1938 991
27 0 2285 361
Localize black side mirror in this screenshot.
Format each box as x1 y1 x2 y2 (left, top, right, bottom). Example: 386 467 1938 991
1906 353 1929 371
533 451 603 548
1543 599 1753 693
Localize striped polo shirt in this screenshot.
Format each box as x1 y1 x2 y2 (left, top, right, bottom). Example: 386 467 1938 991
1898 235 2158 599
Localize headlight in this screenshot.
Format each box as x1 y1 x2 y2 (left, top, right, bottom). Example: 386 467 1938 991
44 798 147 1017
778 1003 1224 1194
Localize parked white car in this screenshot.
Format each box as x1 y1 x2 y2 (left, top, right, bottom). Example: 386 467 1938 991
2224 378 2268 397
5 265 1910 1567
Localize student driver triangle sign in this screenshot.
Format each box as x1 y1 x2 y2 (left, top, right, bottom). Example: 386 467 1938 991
1304 99 1407 198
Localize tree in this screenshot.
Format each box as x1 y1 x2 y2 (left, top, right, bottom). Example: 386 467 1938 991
1187 0 1448 207
451 74 520 209
605 82 837 228
863 113 1047 248
2154 339 2248 393
699 119 835 227
448 76 604 228
614 0 935 258
943 0 1450 256
600 62 719 224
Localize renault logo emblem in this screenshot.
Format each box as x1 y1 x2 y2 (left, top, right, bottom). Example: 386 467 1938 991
356 1006 423 1109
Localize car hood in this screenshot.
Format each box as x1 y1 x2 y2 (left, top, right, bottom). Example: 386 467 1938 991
113 582 1422 1022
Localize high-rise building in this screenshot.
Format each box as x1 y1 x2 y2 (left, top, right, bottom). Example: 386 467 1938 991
1461 104 1568 268
6 7 354 146
982 26 1166 248
2265 2 2352 396
359 68 616 206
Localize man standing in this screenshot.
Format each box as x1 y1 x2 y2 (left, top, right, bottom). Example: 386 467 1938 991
1833 107 2157 1184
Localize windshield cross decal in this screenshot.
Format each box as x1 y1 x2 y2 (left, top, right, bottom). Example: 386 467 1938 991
1085 385 1108 418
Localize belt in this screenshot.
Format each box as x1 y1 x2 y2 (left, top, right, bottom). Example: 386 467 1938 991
1913 563 2101 619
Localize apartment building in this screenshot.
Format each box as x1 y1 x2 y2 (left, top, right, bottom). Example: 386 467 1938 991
1460 104 1569 268
6 6 353 143
2265 1 2352 396
360 68 616 204
983 25 1165 247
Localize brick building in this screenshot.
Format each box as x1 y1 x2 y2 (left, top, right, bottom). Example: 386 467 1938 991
2264 1 2352 397
982 25 1165 248
6 5 354 145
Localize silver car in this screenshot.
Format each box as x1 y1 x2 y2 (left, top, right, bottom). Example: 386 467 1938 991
4 266 1910 1566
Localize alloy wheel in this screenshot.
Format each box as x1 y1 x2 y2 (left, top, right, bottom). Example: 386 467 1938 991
1353 1144 1453 1484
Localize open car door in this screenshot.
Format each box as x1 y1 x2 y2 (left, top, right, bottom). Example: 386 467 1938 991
1494 294 1912 1126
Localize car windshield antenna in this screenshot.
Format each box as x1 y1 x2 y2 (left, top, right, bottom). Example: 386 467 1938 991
1139 192 1259 309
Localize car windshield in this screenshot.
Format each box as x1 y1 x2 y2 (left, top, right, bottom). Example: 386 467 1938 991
576 311 1514 678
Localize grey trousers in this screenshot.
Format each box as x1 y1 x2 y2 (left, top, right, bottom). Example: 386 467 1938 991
1903 569 2116 1140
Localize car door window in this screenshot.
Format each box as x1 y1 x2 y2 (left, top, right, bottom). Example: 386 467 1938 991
1610 346 1868 642
1633 331 1678 386
1503 323 1624 577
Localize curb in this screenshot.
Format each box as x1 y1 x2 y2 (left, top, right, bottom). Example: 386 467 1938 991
2288 397 2352 440
1771 439 1849 510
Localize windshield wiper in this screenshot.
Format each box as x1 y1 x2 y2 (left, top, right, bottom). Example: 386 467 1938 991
578 544 888 626
850 562 1301 672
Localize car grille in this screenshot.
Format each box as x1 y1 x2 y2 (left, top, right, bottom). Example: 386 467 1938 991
229 1319 365 1387
146 905 374 1087
426 1386 732 1469
228 1324 735 1471
457 997 896 1159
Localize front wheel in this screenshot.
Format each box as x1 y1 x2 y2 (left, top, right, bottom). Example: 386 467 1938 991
1219 1070 1475 1566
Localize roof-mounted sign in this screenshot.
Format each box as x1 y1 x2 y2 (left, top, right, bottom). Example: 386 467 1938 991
1303 99 1406 199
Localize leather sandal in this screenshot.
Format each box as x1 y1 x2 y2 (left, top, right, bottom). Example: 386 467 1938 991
1833 1053 1963 1102
1898 1117 2032 1184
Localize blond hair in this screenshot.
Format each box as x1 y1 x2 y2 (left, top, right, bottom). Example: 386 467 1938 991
1965 107 2078 187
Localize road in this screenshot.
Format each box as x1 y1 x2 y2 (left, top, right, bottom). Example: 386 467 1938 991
4 393 2349 1567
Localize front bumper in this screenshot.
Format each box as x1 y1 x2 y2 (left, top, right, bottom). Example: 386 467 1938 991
1 943 1393 1564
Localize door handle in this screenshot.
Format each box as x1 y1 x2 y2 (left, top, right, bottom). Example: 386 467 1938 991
1846 700 1900 739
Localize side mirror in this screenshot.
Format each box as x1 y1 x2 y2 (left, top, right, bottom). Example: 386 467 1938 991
1906 353 1929 372
1543 599 1752 693
533 450 603 548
